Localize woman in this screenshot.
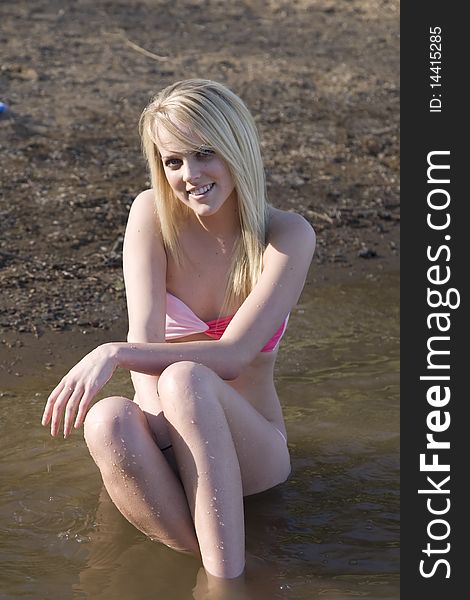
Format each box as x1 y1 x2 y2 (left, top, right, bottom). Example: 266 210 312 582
42 79 315 580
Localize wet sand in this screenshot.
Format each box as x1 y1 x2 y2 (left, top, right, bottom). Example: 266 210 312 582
1 0 399 337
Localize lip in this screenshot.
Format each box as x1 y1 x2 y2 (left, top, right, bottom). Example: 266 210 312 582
187 182 215 197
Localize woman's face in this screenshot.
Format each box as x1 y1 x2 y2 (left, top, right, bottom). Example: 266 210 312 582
157 124 236 218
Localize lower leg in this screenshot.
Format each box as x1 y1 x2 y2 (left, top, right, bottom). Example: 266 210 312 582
158 365 246 578
193 567 249 600
84 396 199 555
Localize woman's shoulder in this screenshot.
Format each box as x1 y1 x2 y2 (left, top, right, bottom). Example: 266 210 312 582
131 188 156 212
125 189 165 243
128 189 162 227
266 206 316 246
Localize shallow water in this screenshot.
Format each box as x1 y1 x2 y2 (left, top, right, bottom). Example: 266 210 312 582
0 271 399 600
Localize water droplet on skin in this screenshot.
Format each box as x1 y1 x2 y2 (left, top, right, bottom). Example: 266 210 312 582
212 496 216 500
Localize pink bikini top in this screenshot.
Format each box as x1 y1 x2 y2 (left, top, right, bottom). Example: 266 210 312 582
165 292 289 353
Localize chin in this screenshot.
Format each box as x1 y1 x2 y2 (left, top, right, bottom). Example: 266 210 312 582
191 202 222 216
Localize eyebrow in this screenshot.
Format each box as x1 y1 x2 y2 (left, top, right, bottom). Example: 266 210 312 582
158 150 179 161
160 149 184 157
160 146 212 159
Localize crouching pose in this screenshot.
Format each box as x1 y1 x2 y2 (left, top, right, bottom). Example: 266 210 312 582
42 79 315 580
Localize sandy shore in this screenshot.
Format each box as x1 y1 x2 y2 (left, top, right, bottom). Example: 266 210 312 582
0 0 399 385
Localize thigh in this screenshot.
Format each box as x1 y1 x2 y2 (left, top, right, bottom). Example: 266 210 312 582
213 378 291 496
158 362 291 496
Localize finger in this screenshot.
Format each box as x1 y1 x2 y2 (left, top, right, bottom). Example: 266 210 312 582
63 386 84 438
41 382 65 426
50 386 73 437
74 387 96 430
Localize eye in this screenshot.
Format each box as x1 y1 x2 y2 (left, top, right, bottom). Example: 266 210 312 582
196 148 215 160
164 157 182 168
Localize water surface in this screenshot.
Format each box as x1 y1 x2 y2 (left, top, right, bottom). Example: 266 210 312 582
0 271 399 599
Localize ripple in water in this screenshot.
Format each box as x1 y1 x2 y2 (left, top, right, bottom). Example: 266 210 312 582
0 272 399 599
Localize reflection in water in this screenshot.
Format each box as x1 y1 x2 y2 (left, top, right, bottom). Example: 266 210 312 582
0 272 399 599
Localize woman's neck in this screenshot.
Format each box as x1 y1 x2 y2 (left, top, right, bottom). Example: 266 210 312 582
192 192 240 244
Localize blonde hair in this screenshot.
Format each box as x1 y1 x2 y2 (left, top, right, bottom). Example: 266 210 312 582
139 79 269 313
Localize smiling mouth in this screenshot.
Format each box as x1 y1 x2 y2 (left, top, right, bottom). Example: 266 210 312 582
187 182 215 198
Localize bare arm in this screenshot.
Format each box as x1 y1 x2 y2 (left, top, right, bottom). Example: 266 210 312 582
218 211 316 364
122 189 166 407
42 189 168 438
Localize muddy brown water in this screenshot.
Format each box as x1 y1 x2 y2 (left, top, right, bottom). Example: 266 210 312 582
0 271 399 599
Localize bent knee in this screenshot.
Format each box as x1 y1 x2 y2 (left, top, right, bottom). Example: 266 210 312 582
158 362 221 424
84 396 136 446
157 361 213 399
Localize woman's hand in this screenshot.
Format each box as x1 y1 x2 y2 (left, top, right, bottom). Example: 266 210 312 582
41 343 119 438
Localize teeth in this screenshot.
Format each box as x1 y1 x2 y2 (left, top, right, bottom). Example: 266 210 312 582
189 183 213 196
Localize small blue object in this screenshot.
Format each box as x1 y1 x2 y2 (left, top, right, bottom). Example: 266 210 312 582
0 102 8 113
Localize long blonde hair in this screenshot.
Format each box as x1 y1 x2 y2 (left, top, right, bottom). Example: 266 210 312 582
139 79 269 313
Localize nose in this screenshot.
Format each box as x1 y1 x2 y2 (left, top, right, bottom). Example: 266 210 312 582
182 156 201 184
